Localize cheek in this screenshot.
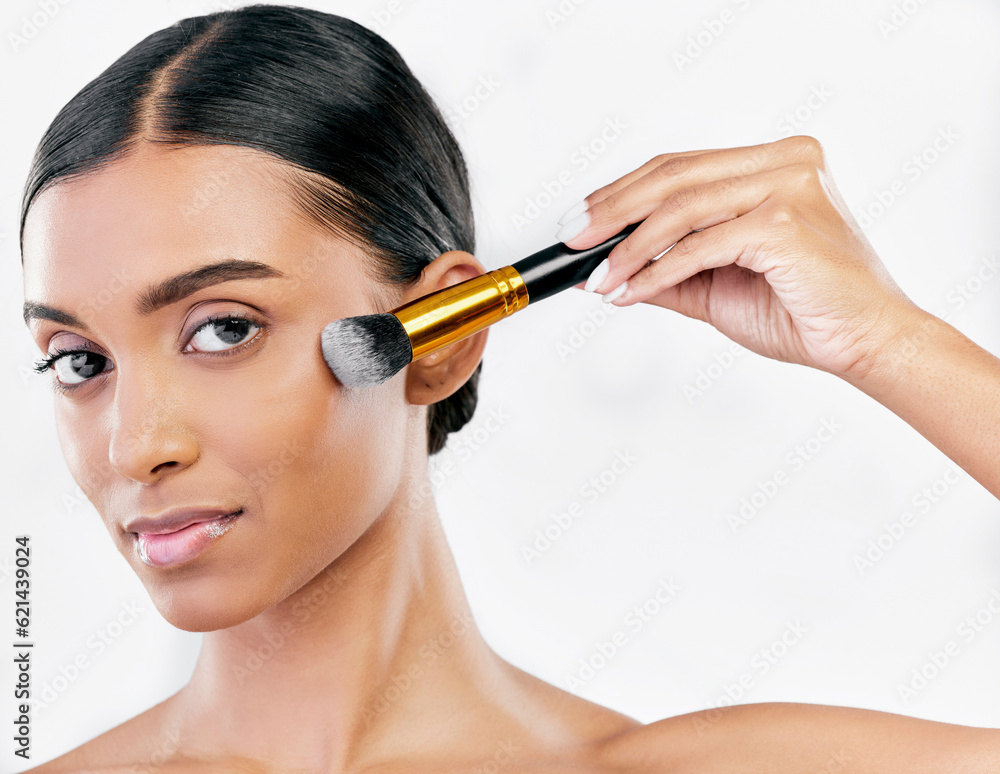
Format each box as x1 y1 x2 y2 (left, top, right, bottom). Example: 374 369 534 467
202 345 409 561
197 353 409 624
54 399 120 519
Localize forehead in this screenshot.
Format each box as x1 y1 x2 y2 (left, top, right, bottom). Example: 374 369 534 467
21 143 347 304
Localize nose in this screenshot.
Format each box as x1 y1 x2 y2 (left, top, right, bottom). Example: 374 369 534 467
108 363 199 484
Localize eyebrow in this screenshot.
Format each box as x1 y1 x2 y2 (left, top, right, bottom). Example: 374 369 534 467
23 260 286 330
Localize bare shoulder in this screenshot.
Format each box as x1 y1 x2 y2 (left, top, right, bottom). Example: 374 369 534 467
17 696 191 774
596 702 1000 774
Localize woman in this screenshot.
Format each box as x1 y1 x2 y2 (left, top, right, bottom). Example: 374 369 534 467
18 3 999 771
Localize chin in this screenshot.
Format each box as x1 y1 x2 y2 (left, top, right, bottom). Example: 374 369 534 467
144 574 273 633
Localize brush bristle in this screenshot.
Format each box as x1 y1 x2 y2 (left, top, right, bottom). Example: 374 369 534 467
321 313 413 388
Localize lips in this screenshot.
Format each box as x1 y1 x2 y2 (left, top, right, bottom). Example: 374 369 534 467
129 509 243 568
125 508 240 536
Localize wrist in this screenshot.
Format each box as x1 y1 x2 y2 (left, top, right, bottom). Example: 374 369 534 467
838 300 945 397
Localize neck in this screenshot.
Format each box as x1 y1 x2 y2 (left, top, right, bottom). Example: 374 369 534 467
167 470 512 769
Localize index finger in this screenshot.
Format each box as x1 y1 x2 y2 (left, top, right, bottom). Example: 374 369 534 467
556 136 826 249
555 148 721 226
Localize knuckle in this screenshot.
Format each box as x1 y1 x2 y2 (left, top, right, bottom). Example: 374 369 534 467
764 200 797 227
736 157 764 177
786 162 821 191
661 185 700 218
587 179 609 197
667 230 698 259
614 233 639 262
780 134 825 165
599 191 625 219
588 183 612 202
653 154 693 182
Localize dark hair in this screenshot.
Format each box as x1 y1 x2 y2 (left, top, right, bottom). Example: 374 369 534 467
19 3 479 456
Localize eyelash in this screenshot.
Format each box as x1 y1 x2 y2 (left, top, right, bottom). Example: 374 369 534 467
32 313 266 394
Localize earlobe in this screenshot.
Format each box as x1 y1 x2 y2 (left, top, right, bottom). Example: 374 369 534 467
402 250 488 407
405 334 485 406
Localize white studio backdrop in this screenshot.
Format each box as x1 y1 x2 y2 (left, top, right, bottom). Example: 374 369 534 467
2 0 999 768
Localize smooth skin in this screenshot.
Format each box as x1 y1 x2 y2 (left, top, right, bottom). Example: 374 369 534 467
18 136 1000 773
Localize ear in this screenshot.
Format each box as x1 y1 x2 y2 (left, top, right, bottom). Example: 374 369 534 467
401 250 489 407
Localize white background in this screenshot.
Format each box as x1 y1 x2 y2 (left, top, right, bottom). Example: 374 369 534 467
2 0 999 768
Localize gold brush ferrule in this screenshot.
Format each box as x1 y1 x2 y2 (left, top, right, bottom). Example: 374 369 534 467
391 266 529 360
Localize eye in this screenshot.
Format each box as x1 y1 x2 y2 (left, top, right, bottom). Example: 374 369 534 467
42 349 110 386
185 314 263 353
32 313 265 392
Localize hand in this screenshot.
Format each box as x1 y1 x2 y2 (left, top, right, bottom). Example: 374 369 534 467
556 136 922 382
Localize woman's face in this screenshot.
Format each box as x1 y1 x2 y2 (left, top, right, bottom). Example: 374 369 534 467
21 144 415 631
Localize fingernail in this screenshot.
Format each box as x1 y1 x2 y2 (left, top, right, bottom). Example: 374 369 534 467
555 211 590 243
557 199 588 226
583 258 609 293
602 281 628 304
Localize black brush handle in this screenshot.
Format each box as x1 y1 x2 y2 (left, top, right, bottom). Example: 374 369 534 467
512 222 641 303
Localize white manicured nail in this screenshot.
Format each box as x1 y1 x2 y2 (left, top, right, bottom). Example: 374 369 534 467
555 211 590 243
557 200 588 226
584 258 609 293
602 281 628 304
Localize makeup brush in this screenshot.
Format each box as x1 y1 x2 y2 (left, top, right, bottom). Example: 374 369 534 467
321 223 640 387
